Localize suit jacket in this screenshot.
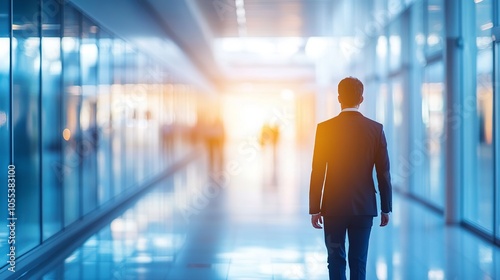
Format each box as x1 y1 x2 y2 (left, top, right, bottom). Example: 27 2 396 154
309 111 392 216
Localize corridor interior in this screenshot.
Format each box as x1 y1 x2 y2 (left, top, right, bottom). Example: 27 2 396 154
26 136 500 280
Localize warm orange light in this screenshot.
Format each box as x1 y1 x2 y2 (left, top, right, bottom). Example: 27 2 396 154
62 128 71 141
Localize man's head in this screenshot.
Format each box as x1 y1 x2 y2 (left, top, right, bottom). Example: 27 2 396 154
338 77 364 108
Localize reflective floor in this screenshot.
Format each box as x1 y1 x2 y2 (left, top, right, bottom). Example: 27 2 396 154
37 140 500 280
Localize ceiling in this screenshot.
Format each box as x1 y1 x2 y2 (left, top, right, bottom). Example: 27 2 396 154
195 0 336 37
71 0 393 92
142 0 346 88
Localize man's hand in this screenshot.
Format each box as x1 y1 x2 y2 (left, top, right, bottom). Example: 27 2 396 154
311 213 323 229
380 212 390 227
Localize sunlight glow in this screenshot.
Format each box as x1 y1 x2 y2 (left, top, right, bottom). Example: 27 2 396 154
305 37 328 59
376 36 388 58
217 37 303 57
281 89 294 100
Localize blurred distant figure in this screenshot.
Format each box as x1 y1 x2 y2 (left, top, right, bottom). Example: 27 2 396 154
205 117 225 171
161 123 175 156
259 122 280 185
259 122 280 148
309 77 392 280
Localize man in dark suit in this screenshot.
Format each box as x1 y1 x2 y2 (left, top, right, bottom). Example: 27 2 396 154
309 77 392 280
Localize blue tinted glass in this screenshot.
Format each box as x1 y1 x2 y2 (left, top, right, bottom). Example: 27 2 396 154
426 0 444 54
463 0 494 233
41 0 63 239
112 38 124 196
13 0 42 255
80 17 98 215
97 30 113 205
62 4 81 226
124 46 137 189
420 61 445 209
0 0 10 266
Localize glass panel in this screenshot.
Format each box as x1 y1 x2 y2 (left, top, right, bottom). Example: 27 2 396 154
125 46 138 190
0 0 10 266
80 17 98 215
420 61 445 209
407 0 425 198
388 20 402 71
463 0 494 233
62 5 81 226
13 0 42 254
97 29 113 206
112 38 125 196
390 76 406 188
135 53 148 183
426 0 444 54
41 0 63 239
376 35 388 77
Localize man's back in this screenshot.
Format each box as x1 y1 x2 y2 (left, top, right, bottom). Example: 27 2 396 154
309 111 392 217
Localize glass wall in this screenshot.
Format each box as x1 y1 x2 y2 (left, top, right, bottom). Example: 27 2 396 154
0 0 10 266
80 17 99 216
42 0 64 239
97 29 113 206
463 0 495 233
62 4 82 227
13 0 42 255
0 0 202 269
420 61 445 209
375 0 499 241
425 0 444 55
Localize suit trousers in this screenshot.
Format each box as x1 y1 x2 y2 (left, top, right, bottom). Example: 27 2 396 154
323 215 373 280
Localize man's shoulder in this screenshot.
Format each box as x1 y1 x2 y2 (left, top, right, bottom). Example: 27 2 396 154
360 115 383 127
319 114 382 126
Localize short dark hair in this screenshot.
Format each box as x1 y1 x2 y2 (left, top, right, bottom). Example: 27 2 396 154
338 77 364 107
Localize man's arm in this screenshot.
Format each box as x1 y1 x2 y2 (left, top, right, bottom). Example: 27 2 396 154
309 124 327 216
375 128 392 215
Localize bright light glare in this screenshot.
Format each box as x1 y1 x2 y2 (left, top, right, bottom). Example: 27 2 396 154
376 258 388 280
427 34 440 46
81 43 98 67
0 38 10 72
281 89 294 100
376 36 388 58
62 37 76 52
305 37 328 59
217 37 303 57
0 112 6 127
427 269 445 280
389 35 401 57
222 90 295 139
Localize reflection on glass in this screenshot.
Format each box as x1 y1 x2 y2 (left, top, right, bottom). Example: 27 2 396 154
389 20 402 71
426 0 444 54
463 0 494 233
81 17 98 215
420 61 445 209
0 0 10 266
62 4 82 226
391 78 405 187
112 39 125 196
97 31 113 206
13 0 42 255
41 0 63 239
376 36 388 75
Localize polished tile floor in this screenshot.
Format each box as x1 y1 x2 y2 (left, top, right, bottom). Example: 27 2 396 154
38 140 500 280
